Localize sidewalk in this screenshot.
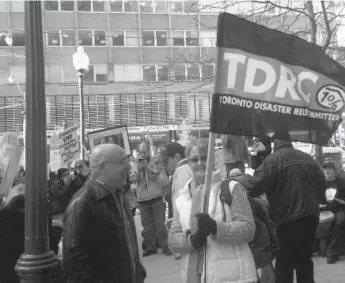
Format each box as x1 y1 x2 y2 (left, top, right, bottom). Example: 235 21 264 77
142 253 345 283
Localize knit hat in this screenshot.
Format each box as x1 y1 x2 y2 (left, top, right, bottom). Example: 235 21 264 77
165 142 185 157
57 168 69 178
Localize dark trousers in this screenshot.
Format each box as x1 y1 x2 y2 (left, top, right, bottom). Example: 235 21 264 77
327 210 345 258
139 197 168 251
275 216 318 283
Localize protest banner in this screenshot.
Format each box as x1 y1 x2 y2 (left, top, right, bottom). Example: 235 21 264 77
0 133 23 196
210 13 345 145
87 125 131 155
48 134 62 172
57 125 80 168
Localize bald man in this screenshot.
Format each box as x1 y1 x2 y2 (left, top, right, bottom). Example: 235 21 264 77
63 144 146 283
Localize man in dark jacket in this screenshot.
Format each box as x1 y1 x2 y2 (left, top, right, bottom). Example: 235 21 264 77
321 161 345 263
241 140 326 283
63 144 146 283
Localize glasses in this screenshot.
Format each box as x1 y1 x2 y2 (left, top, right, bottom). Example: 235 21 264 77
188 156 207 163
104 159 128 166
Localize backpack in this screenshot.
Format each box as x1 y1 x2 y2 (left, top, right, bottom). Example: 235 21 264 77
220 179 279 268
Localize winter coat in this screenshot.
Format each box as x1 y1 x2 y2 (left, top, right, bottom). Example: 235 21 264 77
242 141 326 227
169 178 257 283
62 179 146 283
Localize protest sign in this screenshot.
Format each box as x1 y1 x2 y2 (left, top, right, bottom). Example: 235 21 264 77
210 13 345 145
87 125 131 155
0 133 23 196
57 125 80 167
48 134 63 172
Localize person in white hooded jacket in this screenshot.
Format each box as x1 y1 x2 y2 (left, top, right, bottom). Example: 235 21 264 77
168 138 257 283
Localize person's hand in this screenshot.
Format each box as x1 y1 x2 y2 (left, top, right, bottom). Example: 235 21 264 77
195 213 217 235
189 230 208 249
319 204 327 208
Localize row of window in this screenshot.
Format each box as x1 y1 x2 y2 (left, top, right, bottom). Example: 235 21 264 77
0 64 215 84
44 0 202 14
46 30 217 47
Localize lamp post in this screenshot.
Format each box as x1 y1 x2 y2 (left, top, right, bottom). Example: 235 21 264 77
15 2 59 282
73 46 89 160
0 32 13 46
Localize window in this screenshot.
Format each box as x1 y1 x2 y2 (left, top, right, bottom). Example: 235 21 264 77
47 30 75 46
114 65 142 82
171 31 184 46
126 31 140 47
142 31 155 46
200 31 216 47
174 65 185 80
143 65 169 81
79 30 106 46
171 31 199 46
186 31 198 46
170 0 197 13
157 65 169 81
47 30 61 46
156 31 167 46
141 31 167 46
140 1 153 13
84 65 108 82
201 64 214 79
139 0 167 13
94 31 106 46
79 30 93 46
61 30 76 46
110 0 138 12
186 65 200 80
170 1 183 13
45 1 74 11
46 65 63 83
143 65 156 81
78 0 104 12
112 31 125 46
45 1 59 10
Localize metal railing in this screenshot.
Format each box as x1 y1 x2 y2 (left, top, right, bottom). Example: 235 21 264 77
0 91 213 132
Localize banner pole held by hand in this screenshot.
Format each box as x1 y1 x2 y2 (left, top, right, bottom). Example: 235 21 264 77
203 132 216 213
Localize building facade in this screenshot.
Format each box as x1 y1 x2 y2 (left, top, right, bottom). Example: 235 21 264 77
0 0 343 131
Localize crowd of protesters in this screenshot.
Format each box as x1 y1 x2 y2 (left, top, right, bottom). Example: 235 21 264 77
0 133 345 283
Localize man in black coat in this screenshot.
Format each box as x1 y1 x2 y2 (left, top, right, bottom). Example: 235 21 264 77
63 144 146 283
241 140 326 283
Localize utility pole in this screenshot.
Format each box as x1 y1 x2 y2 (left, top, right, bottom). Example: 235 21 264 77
15 2 59 282
305 1 324 166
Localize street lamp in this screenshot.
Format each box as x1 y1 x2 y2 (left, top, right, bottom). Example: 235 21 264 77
0 32 13 46
73 46 89 160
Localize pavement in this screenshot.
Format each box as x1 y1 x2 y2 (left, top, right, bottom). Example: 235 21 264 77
142 252 345 283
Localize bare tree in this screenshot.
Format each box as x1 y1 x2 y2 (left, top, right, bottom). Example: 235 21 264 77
184 0 345 66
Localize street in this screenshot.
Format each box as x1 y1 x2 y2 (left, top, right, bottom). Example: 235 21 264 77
143 253 345 283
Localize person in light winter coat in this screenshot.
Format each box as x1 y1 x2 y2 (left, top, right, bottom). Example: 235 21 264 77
168 138 257 283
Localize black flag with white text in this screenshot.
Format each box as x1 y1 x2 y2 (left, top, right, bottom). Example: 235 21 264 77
210 13 345 144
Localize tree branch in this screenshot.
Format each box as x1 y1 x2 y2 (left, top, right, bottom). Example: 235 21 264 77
321 1 332 50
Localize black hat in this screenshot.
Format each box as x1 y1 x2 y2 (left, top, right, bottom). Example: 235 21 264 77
323 162 336 170
165 142 185 157
57 168 69 178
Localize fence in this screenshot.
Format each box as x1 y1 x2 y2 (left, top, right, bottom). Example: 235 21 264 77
0 91 213 132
